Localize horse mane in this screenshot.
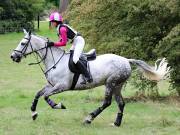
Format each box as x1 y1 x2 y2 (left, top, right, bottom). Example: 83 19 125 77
32 33 66 53
33 34 49 41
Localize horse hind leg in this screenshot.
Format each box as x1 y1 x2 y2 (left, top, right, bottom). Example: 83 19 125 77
84 76 114 124
113 83 125 127
111 70 129 126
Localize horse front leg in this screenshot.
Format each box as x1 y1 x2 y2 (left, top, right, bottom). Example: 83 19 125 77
43 83 66 109
31 85 47 120
31 84 66 120
44 96 66 109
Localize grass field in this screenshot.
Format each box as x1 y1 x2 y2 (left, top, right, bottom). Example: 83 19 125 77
0 22 180 135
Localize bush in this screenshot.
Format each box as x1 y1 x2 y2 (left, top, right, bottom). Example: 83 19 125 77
0 20 34 34
66 0 180 95
66 0 179 59
155 24 180 95
0 0 44 33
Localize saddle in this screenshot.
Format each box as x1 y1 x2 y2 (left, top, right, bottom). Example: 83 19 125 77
68 49 96 89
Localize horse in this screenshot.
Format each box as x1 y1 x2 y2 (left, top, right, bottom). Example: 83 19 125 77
10 29 170 127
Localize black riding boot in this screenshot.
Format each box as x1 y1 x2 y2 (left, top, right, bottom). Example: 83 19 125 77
76 61 93 83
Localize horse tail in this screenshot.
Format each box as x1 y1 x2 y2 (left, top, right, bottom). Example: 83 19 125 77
128 58 171 81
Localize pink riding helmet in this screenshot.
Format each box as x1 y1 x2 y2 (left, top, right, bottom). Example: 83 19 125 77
49 12 63 22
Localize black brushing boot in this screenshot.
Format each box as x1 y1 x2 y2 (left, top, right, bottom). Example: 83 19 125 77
76 61 93 83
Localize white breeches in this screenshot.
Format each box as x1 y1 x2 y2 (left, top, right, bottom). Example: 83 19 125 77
70 36 85 64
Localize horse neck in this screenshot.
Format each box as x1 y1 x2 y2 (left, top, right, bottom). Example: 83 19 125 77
44 47 65 69
31 35 65 69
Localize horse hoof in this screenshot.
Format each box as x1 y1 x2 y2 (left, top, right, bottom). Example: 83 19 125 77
32 112 38 120
61 103 66 109
110 122 120 127
83 119 91 125
53 103 66 109
83 115 93 125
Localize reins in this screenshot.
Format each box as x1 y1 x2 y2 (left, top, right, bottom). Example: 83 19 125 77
28 42 48 65
44 50 65 75
14 34 65 86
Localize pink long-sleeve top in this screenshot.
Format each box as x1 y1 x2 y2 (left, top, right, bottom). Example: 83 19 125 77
54 26 68 47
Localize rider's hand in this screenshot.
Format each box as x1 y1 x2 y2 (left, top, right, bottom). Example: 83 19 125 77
47 42 54 47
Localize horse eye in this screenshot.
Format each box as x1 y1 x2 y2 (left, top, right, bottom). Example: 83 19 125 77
21 43 26 46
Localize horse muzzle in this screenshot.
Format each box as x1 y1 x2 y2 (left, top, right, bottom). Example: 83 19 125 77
10 53 22 63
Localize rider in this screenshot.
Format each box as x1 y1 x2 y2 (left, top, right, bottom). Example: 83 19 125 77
47 12 92 83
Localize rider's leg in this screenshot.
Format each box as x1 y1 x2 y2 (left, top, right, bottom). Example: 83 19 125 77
73 36 92 83
72 36 84 64
76 60 92 83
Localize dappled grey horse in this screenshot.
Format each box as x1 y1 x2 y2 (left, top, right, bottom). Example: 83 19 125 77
10 30 170 126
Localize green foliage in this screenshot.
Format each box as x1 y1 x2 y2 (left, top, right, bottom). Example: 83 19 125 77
130 70 159 97
0 0 45 33
0 20 34 33
155 24 180 95
67 0 179 59
45 0 59 7
66 0 180 94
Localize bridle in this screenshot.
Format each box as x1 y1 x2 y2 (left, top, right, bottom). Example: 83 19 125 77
13 36 32 58
13 34 65 86
13 36 48 59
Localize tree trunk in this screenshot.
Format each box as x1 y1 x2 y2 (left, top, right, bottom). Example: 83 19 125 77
59 0 69 13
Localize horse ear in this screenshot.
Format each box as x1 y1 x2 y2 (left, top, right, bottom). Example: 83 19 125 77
23 29 28 35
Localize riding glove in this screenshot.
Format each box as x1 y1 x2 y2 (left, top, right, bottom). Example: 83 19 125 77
47 42 54 47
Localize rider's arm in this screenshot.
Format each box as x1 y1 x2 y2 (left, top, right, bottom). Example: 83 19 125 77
54 27 67 47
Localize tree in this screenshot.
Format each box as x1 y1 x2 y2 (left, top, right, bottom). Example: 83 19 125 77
155 24 180 95
0 0 45 33
59 0 69 13
45 0 59 7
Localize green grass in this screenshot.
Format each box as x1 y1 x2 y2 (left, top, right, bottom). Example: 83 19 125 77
0 22 180 135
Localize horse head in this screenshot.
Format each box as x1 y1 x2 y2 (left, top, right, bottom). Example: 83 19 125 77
10 29 48 63
10 29 33 62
